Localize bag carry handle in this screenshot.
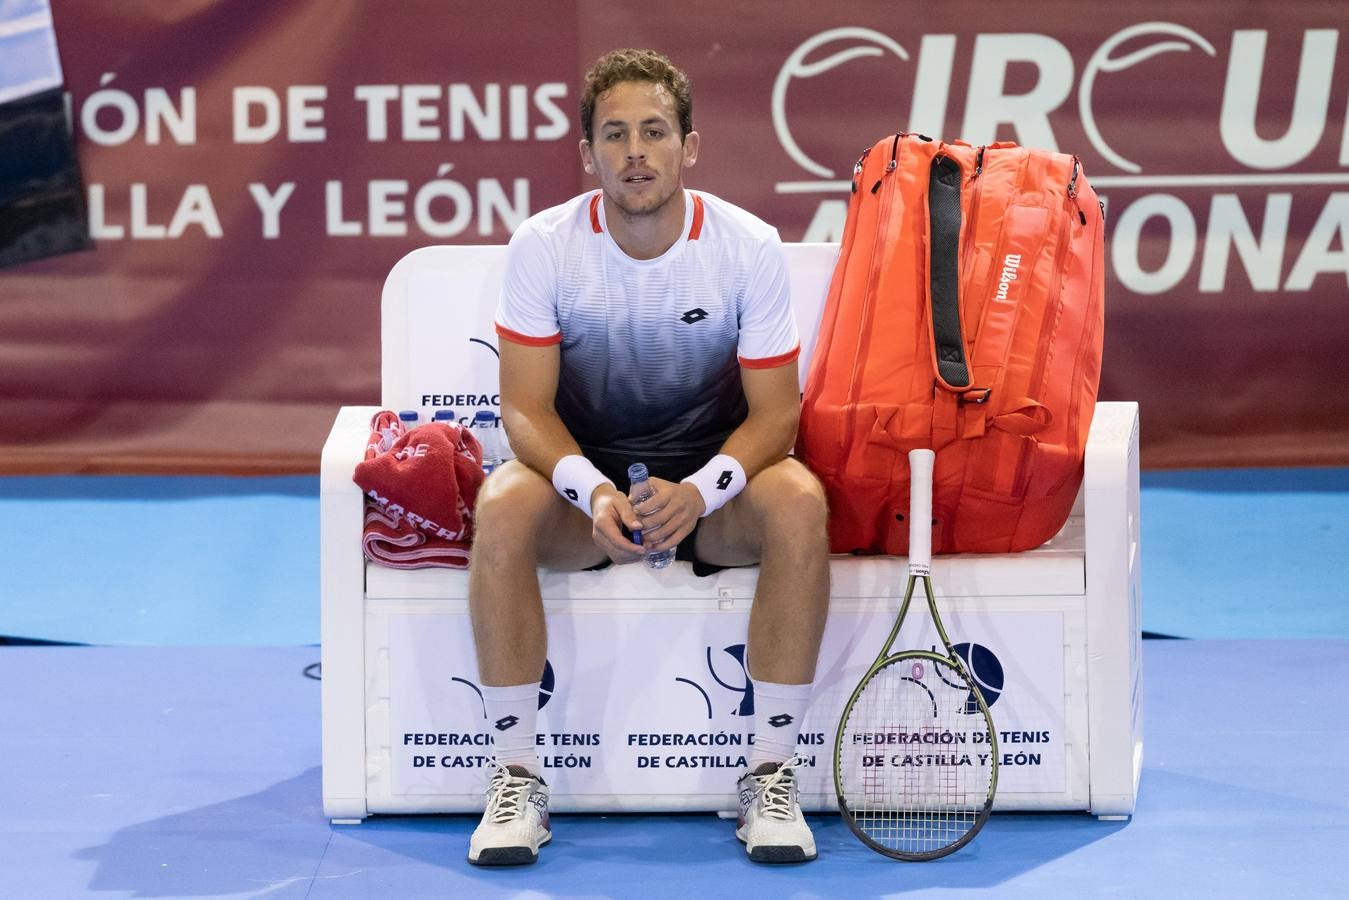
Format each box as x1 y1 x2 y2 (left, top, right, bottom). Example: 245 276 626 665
927 156 971 390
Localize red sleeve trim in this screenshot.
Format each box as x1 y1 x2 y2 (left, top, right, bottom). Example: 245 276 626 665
688 194 705 240
739 344 800 369
496 324 563 347
589 193 602 233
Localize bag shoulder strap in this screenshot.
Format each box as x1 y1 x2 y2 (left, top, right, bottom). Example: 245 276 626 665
927 155 970 390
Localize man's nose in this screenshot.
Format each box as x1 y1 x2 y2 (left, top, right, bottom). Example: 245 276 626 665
625 135 645 159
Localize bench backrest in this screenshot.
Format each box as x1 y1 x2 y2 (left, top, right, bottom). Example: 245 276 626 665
380 243 841 420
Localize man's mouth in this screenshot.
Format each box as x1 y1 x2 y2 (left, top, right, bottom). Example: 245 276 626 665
623 173 656 184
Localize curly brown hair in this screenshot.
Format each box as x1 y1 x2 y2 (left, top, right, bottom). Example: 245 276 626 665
579 49 693 143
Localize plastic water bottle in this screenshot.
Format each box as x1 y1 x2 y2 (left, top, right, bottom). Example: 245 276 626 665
398 410 420 432
472 410 503 475
432 409 456 426
627 462 674 570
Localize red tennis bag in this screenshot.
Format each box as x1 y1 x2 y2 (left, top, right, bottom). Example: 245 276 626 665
798 134 1105 555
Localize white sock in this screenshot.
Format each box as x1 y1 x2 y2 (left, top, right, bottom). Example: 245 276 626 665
749 679 813 769
481 682 541 775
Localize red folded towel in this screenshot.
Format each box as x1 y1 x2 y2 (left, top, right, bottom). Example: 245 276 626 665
353 410 484 568
361 505 473 570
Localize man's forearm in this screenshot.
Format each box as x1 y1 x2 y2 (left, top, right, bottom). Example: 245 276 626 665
501 403 586 479
718 404 799 480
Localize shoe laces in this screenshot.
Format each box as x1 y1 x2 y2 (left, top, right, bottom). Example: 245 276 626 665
755 754 806 821
484 762 535 824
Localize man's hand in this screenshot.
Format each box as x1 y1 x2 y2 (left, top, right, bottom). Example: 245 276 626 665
629 477 705 554
590 484 645 563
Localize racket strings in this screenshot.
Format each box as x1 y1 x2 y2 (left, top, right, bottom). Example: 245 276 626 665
841 656 993 856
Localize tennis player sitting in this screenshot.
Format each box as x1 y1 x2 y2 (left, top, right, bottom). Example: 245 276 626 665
465 48 830 866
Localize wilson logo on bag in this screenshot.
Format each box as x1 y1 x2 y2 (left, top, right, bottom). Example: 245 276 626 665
797 134 1106 555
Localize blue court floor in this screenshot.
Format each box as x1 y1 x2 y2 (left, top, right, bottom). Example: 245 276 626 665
1 468 1347 897
3 640 1344 898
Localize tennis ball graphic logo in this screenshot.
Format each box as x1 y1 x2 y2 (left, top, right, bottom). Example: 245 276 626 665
952 642 1004 713
452 657 556 717
772 27 910 180
537 659 555 710
1079 23 1217 175
707 643 754 716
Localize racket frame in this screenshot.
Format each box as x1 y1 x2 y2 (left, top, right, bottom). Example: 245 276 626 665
832 449 1000 861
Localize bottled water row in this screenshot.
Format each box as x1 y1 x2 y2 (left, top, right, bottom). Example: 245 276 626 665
399 408 506 474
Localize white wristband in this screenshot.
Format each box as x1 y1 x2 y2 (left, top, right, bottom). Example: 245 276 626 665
551 454 613 518
682 454 747 517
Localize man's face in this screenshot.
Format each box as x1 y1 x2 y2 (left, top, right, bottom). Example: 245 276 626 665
580 80 698 219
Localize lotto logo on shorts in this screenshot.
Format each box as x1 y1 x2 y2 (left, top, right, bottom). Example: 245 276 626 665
564 488 578 501
495 715 520 731
768 714 794 727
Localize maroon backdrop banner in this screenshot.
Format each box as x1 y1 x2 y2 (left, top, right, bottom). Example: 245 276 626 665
2 1 1346 472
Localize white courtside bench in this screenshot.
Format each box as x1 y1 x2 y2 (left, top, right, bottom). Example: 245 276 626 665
320 244 1143 823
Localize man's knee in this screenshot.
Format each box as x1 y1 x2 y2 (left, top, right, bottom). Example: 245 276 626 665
473 461 602 568
473 461 558 546
749 460 829 546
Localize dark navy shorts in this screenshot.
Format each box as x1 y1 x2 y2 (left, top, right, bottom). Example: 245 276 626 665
581 445 715 487
580 445 728 577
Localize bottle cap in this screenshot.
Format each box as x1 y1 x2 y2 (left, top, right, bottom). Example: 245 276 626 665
627 462 649 482
472 410 496 425
432 409 456 422
398 410 419 423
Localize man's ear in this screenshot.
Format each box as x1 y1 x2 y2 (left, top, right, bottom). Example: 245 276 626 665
681 130 700 168
579 139 595 174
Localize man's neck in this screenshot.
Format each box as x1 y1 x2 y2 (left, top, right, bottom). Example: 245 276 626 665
604 189 686 261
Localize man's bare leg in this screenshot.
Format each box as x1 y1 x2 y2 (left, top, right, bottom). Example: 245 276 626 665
467 460 606 866
696 456 829 862
695 457 830 685
469 459 607 688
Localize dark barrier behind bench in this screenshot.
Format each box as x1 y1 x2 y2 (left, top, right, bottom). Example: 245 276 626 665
2 1 1346 472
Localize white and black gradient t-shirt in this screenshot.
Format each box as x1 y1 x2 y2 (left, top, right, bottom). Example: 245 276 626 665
495 189 799 482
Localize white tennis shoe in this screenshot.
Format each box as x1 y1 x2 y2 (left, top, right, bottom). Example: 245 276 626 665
468 763 552 866
735 755 818 863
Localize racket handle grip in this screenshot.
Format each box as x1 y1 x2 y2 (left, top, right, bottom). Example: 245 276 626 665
908 449 934 575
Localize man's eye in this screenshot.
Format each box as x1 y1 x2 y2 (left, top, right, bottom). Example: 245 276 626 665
646 130 663 139
605 132 623 140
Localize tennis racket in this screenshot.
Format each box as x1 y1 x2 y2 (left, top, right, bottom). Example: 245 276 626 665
833 448 998 860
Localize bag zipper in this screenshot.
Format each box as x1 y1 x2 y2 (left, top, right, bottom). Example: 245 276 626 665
1067 154 1087 224
842 134 904 455
1011 164 1077 498
869 133 902 194
851 145 872 194
1056 189 1103 495
959 145 986 278
803 144 870 429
